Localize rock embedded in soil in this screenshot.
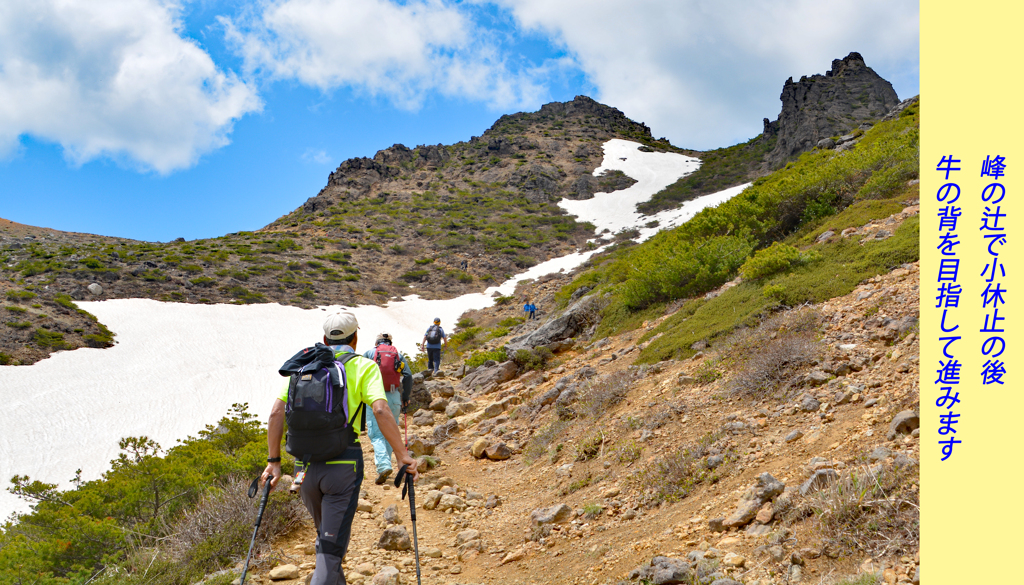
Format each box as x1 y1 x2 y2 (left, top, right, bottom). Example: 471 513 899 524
422 489 443 510
531 503 572 526
471 438 491 458
371 566 401 585
626 555 692 584
377 525 412 551
799 469 840 496
887 410 920 440
484 443 511 460
800 395 821 411
753 473 785 501
268 564 299 580
437 494 467 512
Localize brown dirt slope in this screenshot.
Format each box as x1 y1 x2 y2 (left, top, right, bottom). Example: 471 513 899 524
247 215 920 585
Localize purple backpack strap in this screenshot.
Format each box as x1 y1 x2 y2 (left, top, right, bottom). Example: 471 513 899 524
334 359 351 424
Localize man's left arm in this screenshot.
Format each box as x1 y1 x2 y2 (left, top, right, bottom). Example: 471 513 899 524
261 398 286 489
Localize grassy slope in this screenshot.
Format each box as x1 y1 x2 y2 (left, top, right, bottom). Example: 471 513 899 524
556 100 920 356
636 134 777 215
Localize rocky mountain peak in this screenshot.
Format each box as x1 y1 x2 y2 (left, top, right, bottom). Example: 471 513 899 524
761 52 899 168
486 95 653 141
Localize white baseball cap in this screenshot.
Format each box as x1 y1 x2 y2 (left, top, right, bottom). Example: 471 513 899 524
323 311 359 341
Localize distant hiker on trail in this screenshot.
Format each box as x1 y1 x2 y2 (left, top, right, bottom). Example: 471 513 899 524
262 312 417 585
421 317 447 375
524 300 537 320
460 258 468 271
362 332 413 485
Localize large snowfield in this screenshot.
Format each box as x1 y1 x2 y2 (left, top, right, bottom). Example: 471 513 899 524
0 140 747 519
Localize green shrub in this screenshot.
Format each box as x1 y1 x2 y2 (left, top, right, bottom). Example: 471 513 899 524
798 464 919 558
613 440 644 464
728 309 821 399
563 474 594 495
513 255 537 268
637 216 918 363
523 420 570 464
84 323 116 348
5 305 27 313
575 430 605 461
0 405 281 584
400 270 430 282
6 290 37 302
222 286 265 304
316 252 352 264
33 328 68 349
739 242 801 280
497 316 524 328
6 321 32 329
0 352 12 365
560 104 920 316
636 433 723 507
693 358 724 385
513 347 554 371
465 347 508 368
52 293 77 311
190 276 216 287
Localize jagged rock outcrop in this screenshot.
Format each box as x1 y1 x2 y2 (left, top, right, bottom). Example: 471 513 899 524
505 294 603 352
762 52 899 168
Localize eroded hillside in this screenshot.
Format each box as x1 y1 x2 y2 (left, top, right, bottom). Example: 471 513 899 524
249 211 920 585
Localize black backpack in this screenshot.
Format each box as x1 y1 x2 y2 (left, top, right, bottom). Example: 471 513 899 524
426 325 442 344
284 352 364 462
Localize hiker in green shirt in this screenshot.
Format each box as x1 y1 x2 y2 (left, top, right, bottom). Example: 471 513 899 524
262 311 418 585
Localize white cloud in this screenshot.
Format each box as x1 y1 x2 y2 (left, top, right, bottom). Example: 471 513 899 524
302 148 331 164
0 0 261 174
222 0 551 110
489 0 919 149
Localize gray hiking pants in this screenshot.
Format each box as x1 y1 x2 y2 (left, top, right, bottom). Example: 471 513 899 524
298 446 364 585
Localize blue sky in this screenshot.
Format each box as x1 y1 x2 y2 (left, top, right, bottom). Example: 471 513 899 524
0 0 919 242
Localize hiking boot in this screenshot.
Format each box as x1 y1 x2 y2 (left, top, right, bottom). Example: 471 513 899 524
374 469 392 485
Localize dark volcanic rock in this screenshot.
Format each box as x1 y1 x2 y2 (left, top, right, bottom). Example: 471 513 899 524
762 52 900 168
506 295 602 352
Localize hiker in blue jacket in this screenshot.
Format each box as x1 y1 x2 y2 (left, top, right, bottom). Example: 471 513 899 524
524 299 536 320
362 332 413 485
420 317 447 375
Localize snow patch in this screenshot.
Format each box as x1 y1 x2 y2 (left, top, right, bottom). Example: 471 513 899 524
558 139 700 237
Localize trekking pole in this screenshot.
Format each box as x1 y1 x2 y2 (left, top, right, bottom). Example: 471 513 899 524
394 465 422 585
241 477 272 585
403 410 409 448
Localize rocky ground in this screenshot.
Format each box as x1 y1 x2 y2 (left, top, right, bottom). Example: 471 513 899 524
236 212 920 585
